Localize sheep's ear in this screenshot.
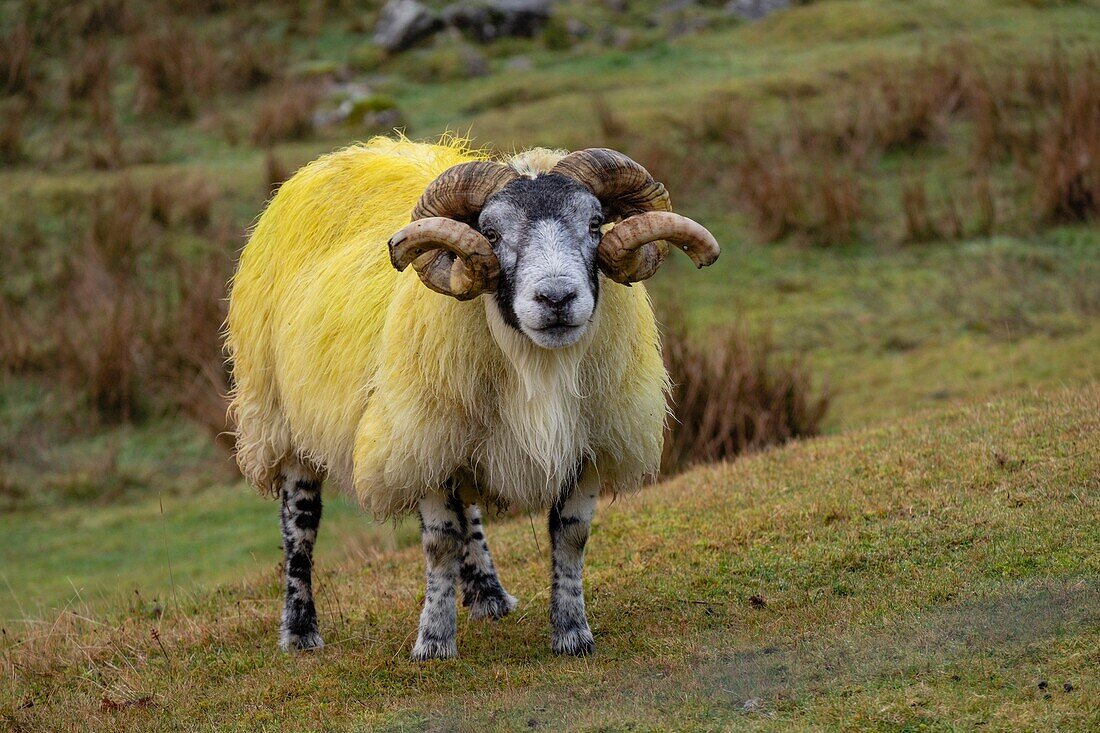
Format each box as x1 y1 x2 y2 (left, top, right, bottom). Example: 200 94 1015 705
388 217 500 300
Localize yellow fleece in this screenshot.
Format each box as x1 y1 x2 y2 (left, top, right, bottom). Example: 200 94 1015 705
226 137 668 518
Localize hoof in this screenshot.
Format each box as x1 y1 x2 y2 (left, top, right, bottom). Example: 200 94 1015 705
411 636 457 661
279 629 324 652
468 591 518 621
552 626 595 656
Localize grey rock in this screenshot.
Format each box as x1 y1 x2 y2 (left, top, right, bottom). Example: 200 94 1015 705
373 0 443 52
565 17 589 40
725 0 790 21
741 698 773 717
503 55 534 72
443 0 554 44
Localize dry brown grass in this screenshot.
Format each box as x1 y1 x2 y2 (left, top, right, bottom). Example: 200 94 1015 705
67 0 137 39
734 136 866 247
638 42 1098 247
151 240 235 450
593 94 629 149
226 36 284 92
264 149 291 198
0 104 25 164
131 26 216 119
901 170 997 244
1033 54 1100 224
660 310 829 475
149 175 217 231
56 183 149 420
1 178 235 436
0 22 34 96
864 52 963 152
65 42 112 105
251 84 321 146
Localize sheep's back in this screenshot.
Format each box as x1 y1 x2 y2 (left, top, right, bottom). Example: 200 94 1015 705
226 138 483 493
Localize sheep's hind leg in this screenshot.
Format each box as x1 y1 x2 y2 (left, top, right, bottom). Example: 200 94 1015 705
549 471 598 656
278 459 324 651
412 493 465 660
459 504 517 621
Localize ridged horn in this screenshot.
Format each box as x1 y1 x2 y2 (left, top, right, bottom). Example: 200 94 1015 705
552 148 719 284
388 217 500 300
412 160 520 222
390 160 519 300
549 148 672 217
597 211 720 284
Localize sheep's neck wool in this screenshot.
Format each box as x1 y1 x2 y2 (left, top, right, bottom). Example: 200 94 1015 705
479 298 597 502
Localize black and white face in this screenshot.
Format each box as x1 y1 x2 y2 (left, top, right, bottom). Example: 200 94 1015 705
478 174 604 350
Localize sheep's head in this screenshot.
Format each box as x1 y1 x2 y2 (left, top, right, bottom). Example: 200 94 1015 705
388 148 720 349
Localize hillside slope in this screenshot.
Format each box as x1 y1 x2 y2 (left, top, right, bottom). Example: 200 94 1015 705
4 384 1097 731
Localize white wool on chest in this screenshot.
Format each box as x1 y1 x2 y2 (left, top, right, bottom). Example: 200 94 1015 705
472 300 599 508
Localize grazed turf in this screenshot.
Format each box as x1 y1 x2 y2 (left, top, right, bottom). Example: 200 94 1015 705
3 385 1096 731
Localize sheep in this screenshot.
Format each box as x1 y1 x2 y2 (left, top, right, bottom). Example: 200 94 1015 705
225 136 719 659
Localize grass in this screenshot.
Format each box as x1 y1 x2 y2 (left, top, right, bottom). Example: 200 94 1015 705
1 0 1100 726
2 385 1096 730
0 483 414 621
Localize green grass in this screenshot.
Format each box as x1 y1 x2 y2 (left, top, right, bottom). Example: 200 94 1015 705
0 483 415 621
3 385 1096 730
2 0 1100 726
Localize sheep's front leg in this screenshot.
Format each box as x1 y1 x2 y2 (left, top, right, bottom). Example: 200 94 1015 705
412 493 465 660
549 474 598 656
278 460 324 651
460 504 517 620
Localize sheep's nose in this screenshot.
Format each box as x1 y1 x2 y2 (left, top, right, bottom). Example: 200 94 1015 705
534 287 577 310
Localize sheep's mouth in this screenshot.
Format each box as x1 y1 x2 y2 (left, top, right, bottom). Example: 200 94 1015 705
526 321 588 349
535 324 580 337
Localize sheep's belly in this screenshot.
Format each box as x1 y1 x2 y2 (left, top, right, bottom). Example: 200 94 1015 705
468 429 589 511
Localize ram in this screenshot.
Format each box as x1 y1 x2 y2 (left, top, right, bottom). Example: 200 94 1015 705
226 137 719 659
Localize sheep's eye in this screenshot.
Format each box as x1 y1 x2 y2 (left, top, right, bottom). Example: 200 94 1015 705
483 226 500 244
589 216 603 233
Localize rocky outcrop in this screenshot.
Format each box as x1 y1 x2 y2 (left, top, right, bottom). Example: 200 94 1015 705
725 0 790 21
373 0 554 50
372 0 443 52
442 0 554 43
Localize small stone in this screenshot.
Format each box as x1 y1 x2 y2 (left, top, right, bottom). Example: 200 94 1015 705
725 0 790 21
504 55 534 72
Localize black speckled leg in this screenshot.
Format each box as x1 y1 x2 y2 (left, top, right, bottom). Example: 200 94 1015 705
459 504 518 621
278 460 323 651
549 467 597 656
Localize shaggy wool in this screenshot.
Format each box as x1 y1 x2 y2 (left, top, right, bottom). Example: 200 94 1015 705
226 136 669 518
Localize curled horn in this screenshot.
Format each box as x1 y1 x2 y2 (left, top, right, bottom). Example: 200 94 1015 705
551 148 720 284
550 148 671 217
388 161 519 300
598 212 719 284
389 218 500 300
412 160 520 222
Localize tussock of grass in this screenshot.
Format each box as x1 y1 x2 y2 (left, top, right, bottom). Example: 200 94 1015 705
2 385 1097 730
